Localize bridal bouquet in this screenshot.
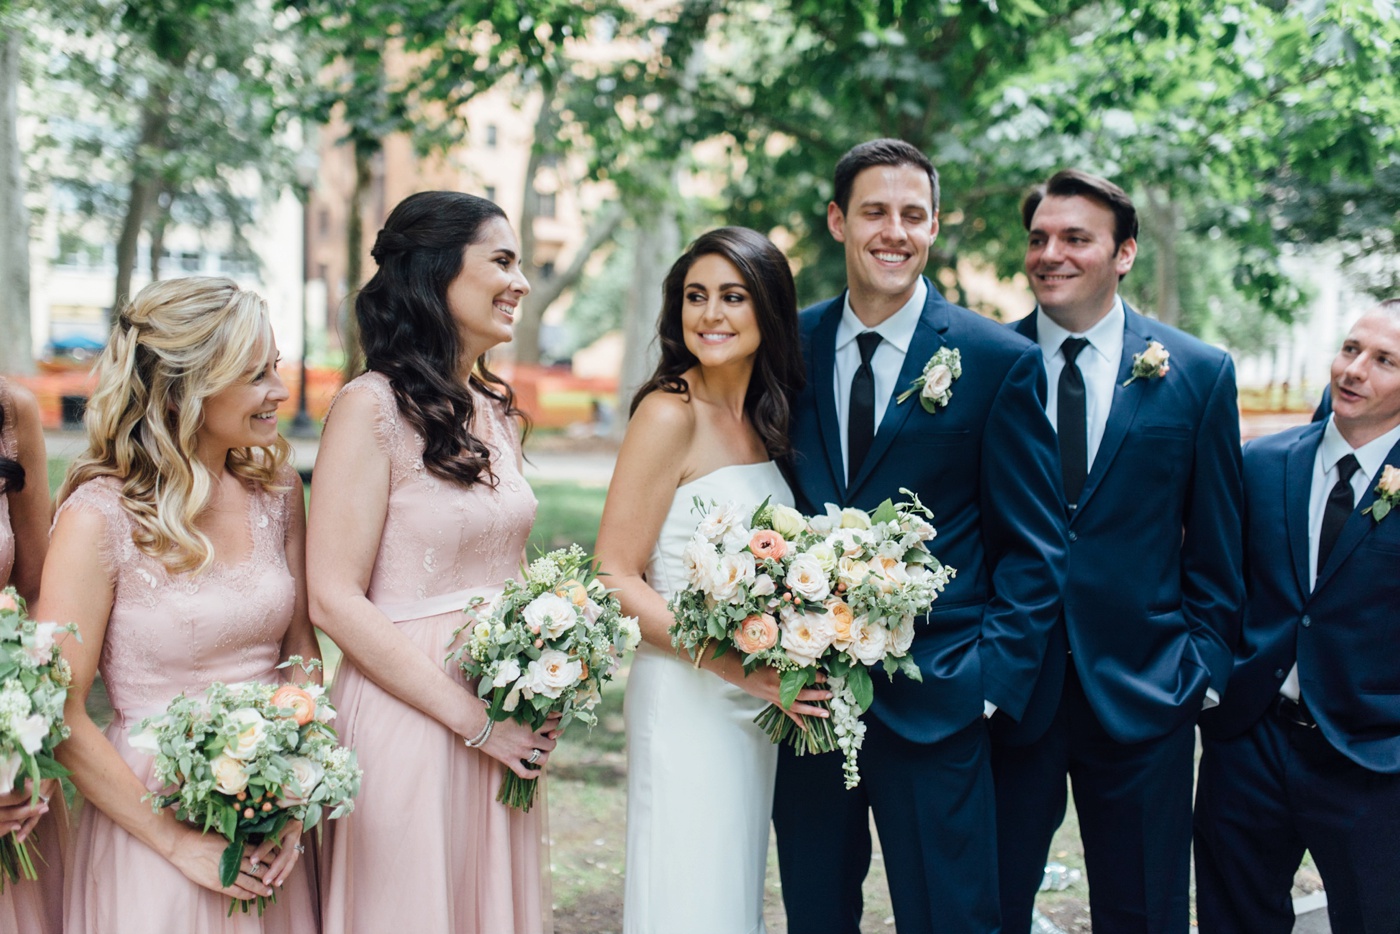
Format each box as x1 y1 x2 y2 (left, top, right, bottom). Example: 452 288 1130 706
450 545 640 812
131 657 361 914
669 493 955 787
0 588 77 890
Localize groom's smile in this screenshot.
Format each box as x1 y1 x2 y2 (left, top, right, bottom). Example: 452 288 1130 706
828 163 938 326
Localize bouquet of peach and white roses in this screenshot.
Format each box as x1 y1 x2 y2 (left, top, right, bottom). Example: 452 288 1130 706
131 657 361 913
669 493 955 788
450 545 640 812
0 588 77 889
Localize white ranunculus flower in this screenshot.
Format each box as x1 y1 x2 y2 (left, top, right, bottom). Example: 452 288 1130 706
523 592 577 640
869 555 910 595
127 728 161 757
922 364 954 400
839 508 872 530
848 616 890 666
697 502 747 545
837 556 872 590
491 658 522 688
778 607 835 667
223 708 268 760
618 615 642 653
805 542 838 573
769 504 807 539
710 553 757 603
278 755 325 805
12 714 49 755
784 553 832 603
521 650 583 699
891 615 916 655
0 751 23 791
210 753 250 796
682 536 721 591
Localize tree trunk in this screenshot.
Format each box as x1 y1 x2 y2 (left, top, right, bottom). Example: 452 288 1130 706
0 27 32 373
113 93 171 315
1142 186 1181 328
341 139 375 381
518 201 624 365
614 192 680 439
148 186 172 280
513 90 551 365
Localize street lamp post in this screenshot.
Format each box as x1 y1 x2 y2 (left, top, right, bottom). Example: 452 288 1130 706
288 143 319 438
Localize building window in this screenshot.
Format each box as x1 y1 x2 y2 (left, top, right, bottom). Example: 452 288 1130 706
485 124 498 148
484 186 497 203
532 190 556 218
541 261 556 279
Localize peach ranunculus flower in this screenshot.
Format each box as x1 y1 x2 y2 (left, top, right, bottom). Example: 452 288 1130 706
826 599 855 648
734 613 779 654
749 530 788 561
271 685 317 727
1380 464 1400 497
556 579 590 607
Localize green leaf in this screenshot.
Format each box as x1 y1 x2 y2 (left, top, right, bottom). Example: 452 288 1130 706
220 836 243 888
1374 499 1391 521
871 499 899 525
779 668 810 710
846 666 875 711
35 753 70 781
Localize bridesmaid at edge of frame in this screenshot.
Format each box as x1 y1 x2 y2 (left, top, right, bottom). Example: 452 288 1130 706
0 374 62 934
37 277 321 933
309 191 558 934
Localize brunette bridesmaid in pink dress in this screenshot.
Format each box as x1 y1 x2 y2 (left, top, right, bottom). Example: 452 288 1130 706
0 376 64 934
309 191 556 934
36 278 321 933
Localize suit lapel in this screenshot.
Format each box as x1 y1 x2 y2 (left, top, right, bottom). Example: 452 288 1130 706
811 296 848 499
1285 422 1325 596
1313 435 1400 593
1073 311 1148 517
848 283 950 495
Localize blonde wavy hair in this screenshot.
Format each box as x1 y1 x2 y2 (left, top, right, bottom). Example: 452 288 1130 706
58 277 292 573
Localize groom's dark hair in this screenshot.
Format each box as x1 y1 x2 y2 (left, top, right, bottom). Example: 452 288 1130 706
832 139 939 215
1022 169 1139 250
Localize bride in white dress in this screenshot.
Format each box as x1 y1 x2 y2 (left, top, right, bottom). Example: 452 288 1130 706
597 227 832 934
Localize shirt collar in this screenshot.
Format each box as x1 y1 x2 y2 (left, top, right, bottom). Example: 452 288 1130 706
1035 296 1125 364
1320 416 1400 480
835 277 927 354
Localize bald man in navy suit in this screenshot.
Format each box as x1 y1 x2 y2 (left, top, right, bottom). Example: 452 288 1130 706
1195 300 1400 933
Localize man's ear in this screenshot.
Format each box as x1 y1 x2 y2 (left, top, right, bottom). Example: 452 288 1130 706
1115 236 1138 277
827 201 847 243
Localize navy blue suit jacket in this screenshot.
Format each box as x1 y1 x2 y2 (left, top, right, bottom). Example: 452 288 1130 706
786 280 1068 745
1202 422 1400 773
1007 307 1244 745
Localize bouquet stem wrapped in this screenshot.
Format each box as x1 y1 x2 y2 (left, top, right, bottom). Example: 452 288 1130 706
450 546 640 812
0 589 77 890
670 493 955 788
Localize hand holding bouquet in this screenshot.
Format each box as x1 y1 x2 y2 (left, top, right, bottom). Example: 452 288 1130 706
450 545 640 811
131 657 361 913
669 492 955 787
0 588 77 889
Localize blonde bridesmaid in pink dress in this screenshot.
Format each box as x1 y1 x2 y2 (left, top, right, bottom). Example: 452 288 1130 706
309 191 556 934
36 278 321 933
0 376 65 934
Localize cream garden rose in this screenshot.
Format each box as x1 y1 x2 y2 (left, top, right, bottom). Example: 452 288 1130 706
839 508 872 530
785 553 832 603
277 755 325 806
523 592 577 640
921 364 954 401
778 607 836 667
711 552 758 603
223 708 268 760
1380 464 1400 496
491 658 522 688
521 650 583 699
848 615 890 666
682 536 720 590
209 753 250 796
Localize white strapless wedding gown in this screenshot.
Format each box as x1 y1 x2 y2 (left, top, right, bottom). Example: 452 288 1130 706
623 461 793 934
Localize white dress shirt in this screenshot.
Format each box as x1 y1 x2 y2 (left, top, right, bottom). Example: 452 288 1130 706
1280 416 1400 701
1035 296 1126 472
832 278 927 479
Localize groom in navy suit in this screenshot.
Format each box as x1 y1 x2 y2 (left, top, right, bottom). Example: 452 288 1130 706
992 170 1244 933
774 139 1068 933
1195 300 1400 933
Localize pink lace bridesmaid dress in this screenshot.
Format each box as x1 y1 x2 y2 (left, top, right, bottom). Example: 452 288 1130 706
0 378 65 934
58 470 319 934
317 372 545 934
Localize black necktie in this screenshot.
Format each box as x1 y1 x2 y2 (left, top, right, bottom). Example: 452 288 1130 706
848 332 882 483
1317 453 1361 574
1058 337 1091 508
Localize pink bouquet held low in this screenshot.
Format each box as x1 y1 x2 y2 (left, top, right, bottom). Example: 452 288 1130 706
449 545 641 812
131 657 361 915
0 588 77 889
669 493 955 788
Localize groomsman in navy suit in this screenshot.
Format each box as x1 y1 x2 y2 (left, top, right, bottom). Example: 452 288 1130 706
1195 300 1400 933
774 139 1068 933
992 170 1244 933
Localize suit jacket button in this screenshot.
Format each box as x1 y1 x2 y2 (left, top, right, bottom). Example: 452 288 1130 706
1275 669 1285 678
1068 531 1078 543
1301 615 1312 628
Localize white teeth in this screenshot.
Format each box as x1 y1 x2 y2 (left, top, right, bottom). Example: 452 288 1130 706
873 251 906 263
494 302 515 316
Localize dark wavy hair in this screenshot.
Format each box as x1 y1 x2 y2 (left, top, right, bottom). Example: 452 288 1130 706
358 190 526 488
631 227 804 458
0 393 23 494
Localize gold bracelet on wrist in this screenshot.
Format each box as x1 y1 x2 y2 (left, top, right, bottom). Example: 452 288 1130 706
693 637 713 670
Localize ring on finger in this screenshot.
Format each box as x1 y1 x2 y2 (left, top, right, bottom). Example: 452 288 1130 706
293 843 306 854
526 748 542 765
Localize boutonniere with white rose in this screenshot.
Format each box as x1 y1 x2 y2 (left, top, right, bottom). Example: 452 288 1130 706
1122 340 1170 386
1363 464 1400 523
896 346 962 413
